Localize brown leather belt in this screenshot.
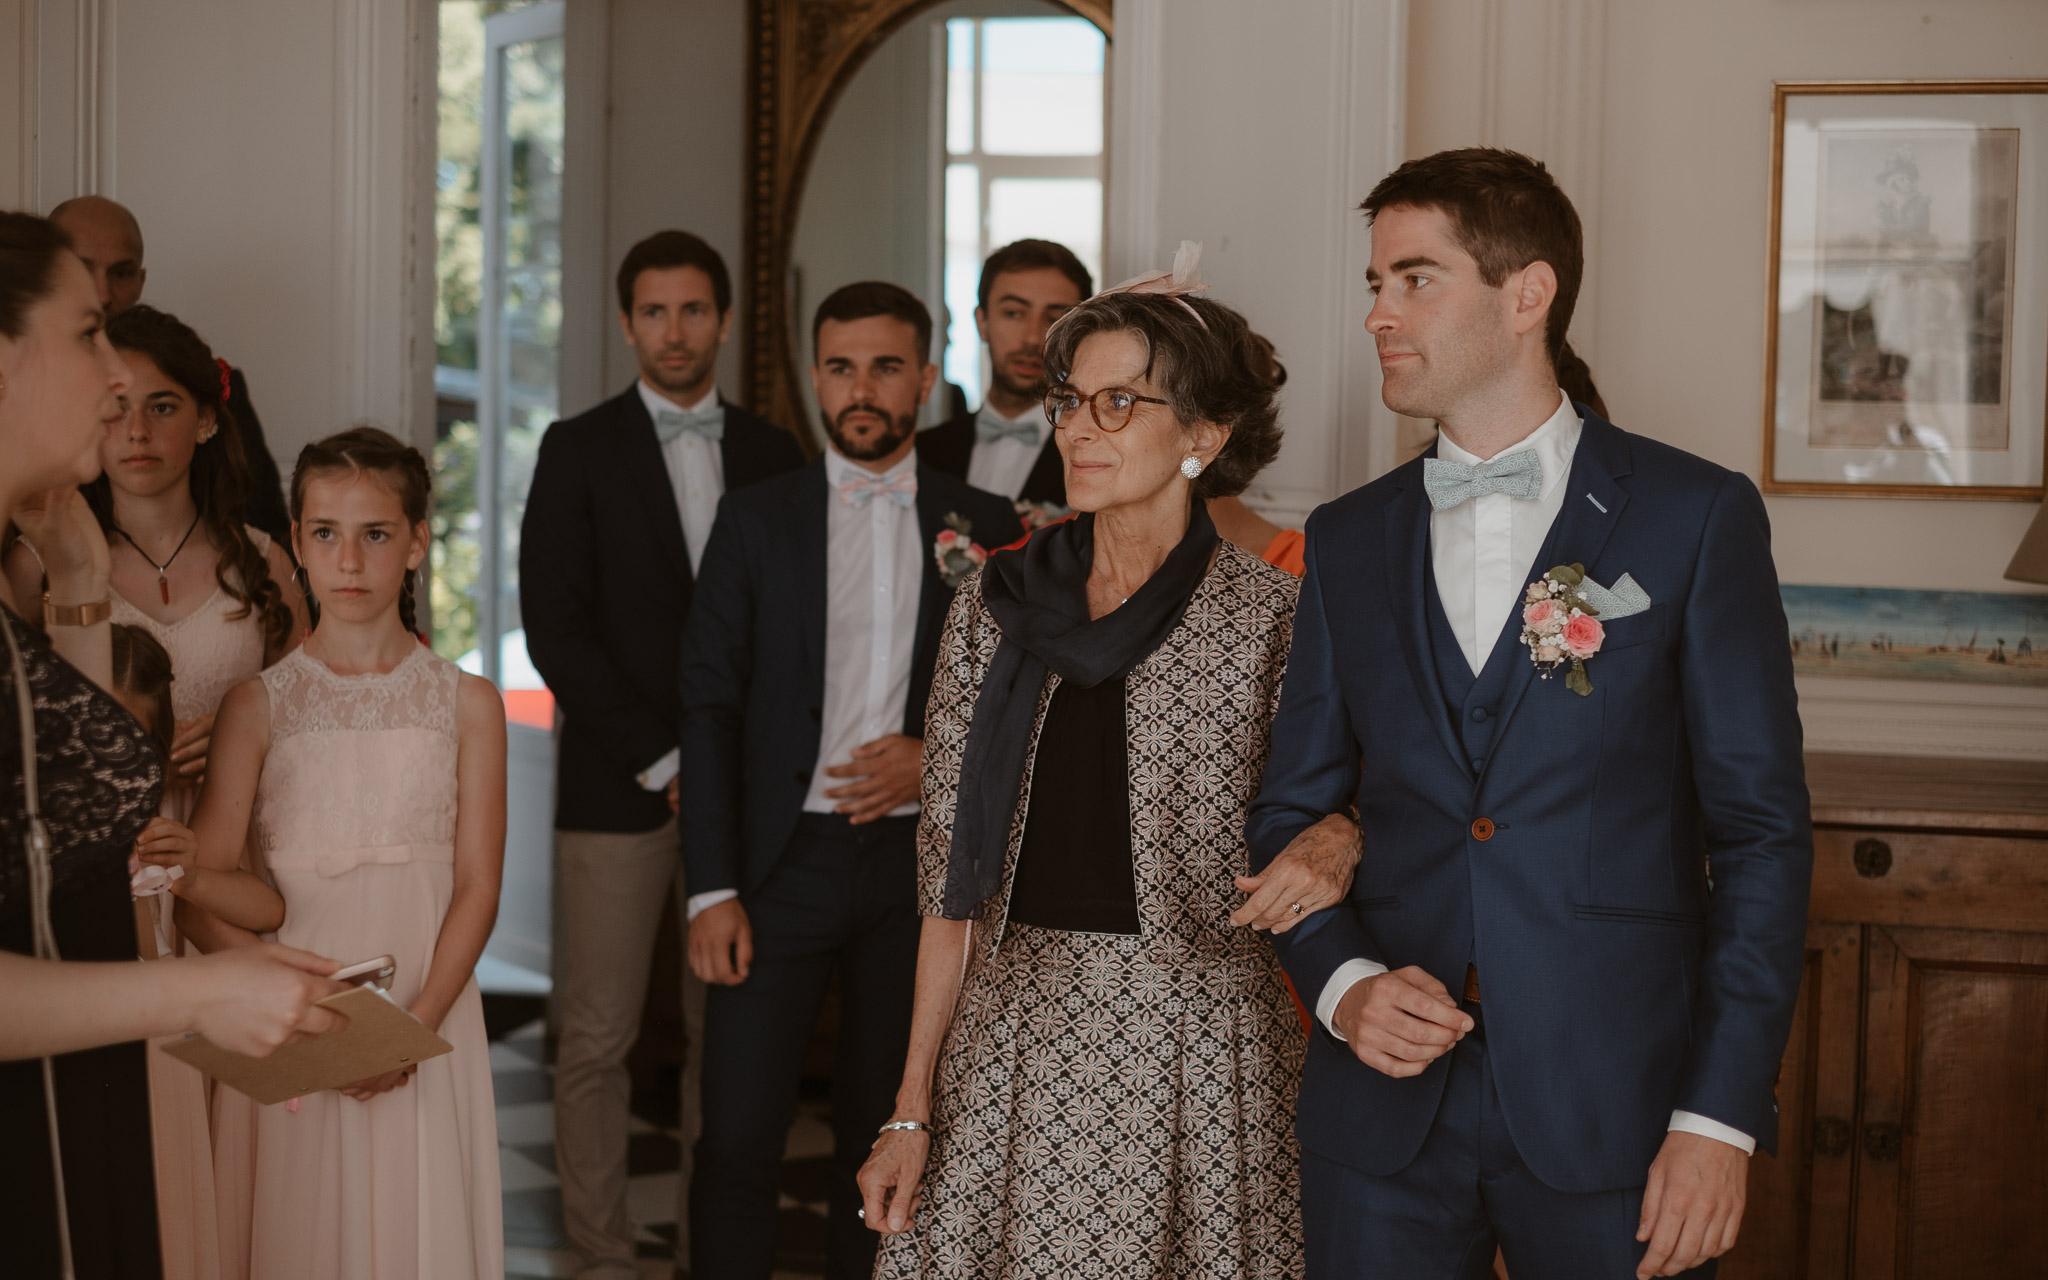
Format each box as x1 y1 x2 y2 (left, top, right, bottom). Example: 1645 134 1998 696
1463 963 1481 1004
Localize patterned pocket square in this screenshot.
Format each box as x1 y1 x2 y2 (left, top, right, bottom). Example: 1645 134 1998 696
1576 573 1651 619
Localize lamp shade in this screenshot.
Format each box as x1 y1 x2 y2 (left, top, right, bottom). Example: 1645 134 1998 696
2007 501 2048 585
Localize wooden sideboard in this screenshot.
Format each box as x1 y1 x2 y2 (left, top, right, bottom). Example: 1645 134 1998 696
1723 753 2048 1279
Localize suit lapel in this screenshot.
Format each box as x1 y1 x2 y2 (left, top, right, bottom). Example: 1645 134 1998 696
1385 459 1470 775
1020 436 1066 505
1485 416 1634 747
911 464 952 663
791 461 831 682
615 387 693 586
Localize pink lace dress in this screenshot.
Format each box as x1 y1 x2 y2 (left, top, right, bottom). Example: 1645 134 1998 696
211 644 503 1280
111 530 273 1280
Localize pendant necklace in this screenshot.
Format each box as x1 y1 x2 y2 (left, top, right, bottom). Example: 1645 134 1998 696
113 513 203 605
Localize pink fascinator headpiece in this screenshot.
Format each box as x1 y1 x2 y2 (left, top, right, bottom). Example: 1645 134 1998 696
1071 239 1211 329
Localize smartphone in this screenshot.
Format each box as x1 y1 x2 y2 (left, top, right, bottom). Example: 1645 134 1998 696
330 955 396 990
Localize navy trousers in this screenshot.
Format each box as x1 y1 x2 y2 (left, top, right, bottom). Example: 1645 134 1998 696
689 813 921 1280
1302 1006 1717 1280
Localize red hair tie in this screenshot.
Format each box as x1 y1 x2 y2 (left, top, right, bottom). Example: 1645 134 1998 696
215 357 233 405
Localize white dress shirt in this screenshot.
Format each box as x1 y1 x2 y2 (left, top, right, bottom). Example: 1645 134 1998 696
633 380 727 797
685 445 925 922
965 401 1049 500
1313 389 1754 1156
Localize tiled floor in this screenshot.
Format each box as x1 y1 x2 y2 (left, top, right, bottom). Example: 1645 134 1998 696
488 1019 834 1280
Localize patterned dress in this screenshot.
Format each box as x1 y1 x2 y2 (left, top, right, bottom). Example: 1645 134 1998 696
875 542 1306 1280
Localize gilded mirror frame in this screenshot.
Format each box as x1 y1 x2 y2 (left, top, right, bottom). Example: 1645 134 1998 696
743 0 1113 441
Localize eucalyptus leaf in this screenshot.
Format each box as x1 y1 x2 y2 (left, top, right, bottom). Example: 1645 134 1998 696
1566 659 1592 697
1549 563 1584 586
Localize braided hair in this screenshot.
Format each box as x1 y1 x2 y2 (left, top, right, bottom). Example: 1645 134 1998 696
288 427 433 637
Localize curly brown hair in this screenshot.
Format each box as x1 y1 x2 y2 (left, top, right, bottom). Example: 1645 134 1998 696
91 305 295 653
1041 291 1282 500
289 427 433 637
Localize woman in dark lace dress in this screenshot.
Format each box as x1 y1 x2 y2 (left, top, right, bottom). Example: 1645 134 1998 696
1 212 347 1279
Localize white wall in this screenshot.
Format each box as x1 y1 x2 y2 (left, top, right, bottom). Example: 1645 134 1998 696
1109 0 1409 527
1406 0 2048 758
4 0 434 470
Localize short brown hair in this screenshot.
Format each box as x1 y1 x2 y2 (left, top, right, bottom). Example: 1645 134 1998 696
616 230 732 315
811 281 932 364
977 239 1093 313
1361 147 1582 364
0 212 73 339
1041 293 1282 500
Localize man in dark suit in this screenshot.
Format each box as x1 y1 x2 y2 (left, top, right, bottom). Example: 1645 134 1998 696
914 238 1090 512
1244 150 1811 1278
49 195 291 544
522 230 804 1280
681 281 1021 1280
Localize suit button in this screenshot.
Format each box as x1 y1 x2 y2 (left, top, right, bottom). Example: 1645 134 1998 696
1470 817 1495 841
1471 707 1488 722
1471 756 1485 771
795 770 811 785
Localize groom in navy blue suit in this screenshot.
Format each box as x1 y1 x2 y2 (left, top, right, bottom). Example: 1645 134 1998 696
1247 149 1811 1278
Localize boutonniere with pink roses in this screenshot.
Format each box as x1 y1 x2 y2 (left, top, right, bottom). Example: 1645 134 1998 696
934 513 988 589
1013 499 1073 534
1520 562 1652 696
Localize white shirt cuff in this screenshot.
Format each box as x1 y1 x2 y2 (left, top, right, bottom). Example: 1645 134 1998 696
685 889 738 921
1316 958 1391 1040
637 748 680 792
1668 1110 1756 1155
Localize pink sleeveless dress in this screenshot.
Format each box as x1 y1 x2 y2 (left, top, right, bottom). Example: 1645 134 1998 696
211 644 503 1280
111 531 273 1280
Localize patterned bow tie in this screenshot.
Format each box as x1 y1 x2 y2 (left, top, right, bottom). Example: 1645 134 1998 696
974 407 1042 448
652 404 725 444
1422 449 1544 510
837 470 917 509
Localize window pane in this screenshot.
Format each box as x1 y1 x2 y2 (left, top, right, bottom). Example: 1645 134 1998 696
943 162 984 409
988 177 1101 289
980 18 1103 156
946 19 975 156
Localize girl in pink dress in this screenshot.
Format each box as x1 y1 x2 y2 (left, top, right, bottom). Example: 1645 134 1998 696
206 427 506 1280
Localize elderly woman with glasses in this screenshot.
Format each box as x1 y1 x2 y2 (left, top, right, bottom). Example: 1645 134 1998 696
857 257 1357 1279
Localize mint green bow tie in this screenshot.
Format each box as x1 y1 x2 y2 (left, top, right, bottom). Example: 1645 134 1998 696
652 404 725 444
1422 450 1543 510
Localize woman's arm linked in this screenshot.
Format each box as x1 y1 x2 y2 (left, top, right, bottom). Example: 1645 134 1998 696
857 914 970 1233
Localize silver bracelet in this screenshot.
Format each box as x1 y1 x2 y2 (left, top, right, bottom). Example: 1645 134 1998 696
878 1119 929 1135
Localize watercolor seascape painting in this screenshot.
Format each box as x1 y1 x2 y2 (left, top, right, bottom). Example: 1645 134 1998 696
1780 585 2048 687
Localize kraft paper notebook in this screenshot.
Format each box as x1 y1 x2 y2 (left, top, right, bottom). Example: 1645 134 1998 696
161 984 453 1106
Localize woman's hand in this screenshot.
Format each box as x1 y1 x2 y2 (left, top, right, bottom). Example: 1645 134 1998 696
1230 812 1362 933
339 1063 417 1102
10 487 110 601
169 713 214 781
134 816 199 881
183 943 350 1055
857 1126 932 1234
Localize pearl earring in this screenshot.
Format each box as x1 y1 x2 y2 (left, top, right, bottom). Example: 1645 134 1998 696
1180 455 1204 480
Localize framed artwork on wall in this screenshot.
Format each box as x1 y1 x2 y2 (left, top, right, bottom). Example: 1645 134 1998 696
1763 81 2048 499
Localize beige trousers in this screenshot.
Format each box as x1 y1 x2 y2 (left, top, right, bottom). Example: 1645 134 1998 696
553 821 705 1278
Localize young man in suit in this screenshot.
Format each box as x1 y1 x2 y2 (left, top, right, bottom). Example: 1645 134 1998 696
521 230 805 1280
49 194 291 544
1246 149 1811 1278
681 282 1022 1280
914 238 1090 512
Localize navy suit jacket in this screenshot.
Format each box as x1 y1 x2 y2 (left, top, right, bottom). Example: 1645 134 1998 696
520 385 805 832
678 458 1022 898
1245 410 1812 1193
915 411 1067 505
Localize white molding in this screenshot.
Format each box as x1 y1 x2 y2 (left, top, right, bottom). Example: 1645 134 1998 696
1795 675 2048 761
1544 0 1605 361
1336 0 1405 492
1104 0 1162 283
28 0 112 208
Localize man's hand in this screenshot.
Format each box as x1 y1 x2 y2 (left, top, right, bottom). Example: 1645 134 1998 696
1231 813 1362 932
821 734 922 824
1635 1130 1747 1277
688 897 753 985
1332 966 1471 1078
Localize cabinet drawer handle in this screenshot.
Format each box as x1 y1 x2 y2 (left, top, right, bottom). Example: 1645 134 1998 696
1813 1115 1852 1157
1863 1122 1902 1162
1852 838 1893 878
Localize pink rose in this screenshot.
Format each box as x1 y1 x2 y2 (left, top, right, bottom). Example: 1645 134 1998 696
1562 612 1604 660
936 530 958 548
1523 599 1557 631
1525 582 1549 604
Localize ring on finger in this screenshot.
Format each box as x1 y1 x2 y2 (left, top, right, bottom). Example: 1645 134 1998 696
1290 902 1303 915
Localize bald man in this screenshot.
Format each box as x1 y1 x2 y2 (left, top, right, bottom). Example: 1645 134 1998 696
50 195 291 543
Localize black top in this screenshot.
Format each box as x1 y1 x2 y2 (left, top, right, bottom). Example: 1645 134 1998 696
1005 676 1140 934
1 604 165 1279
